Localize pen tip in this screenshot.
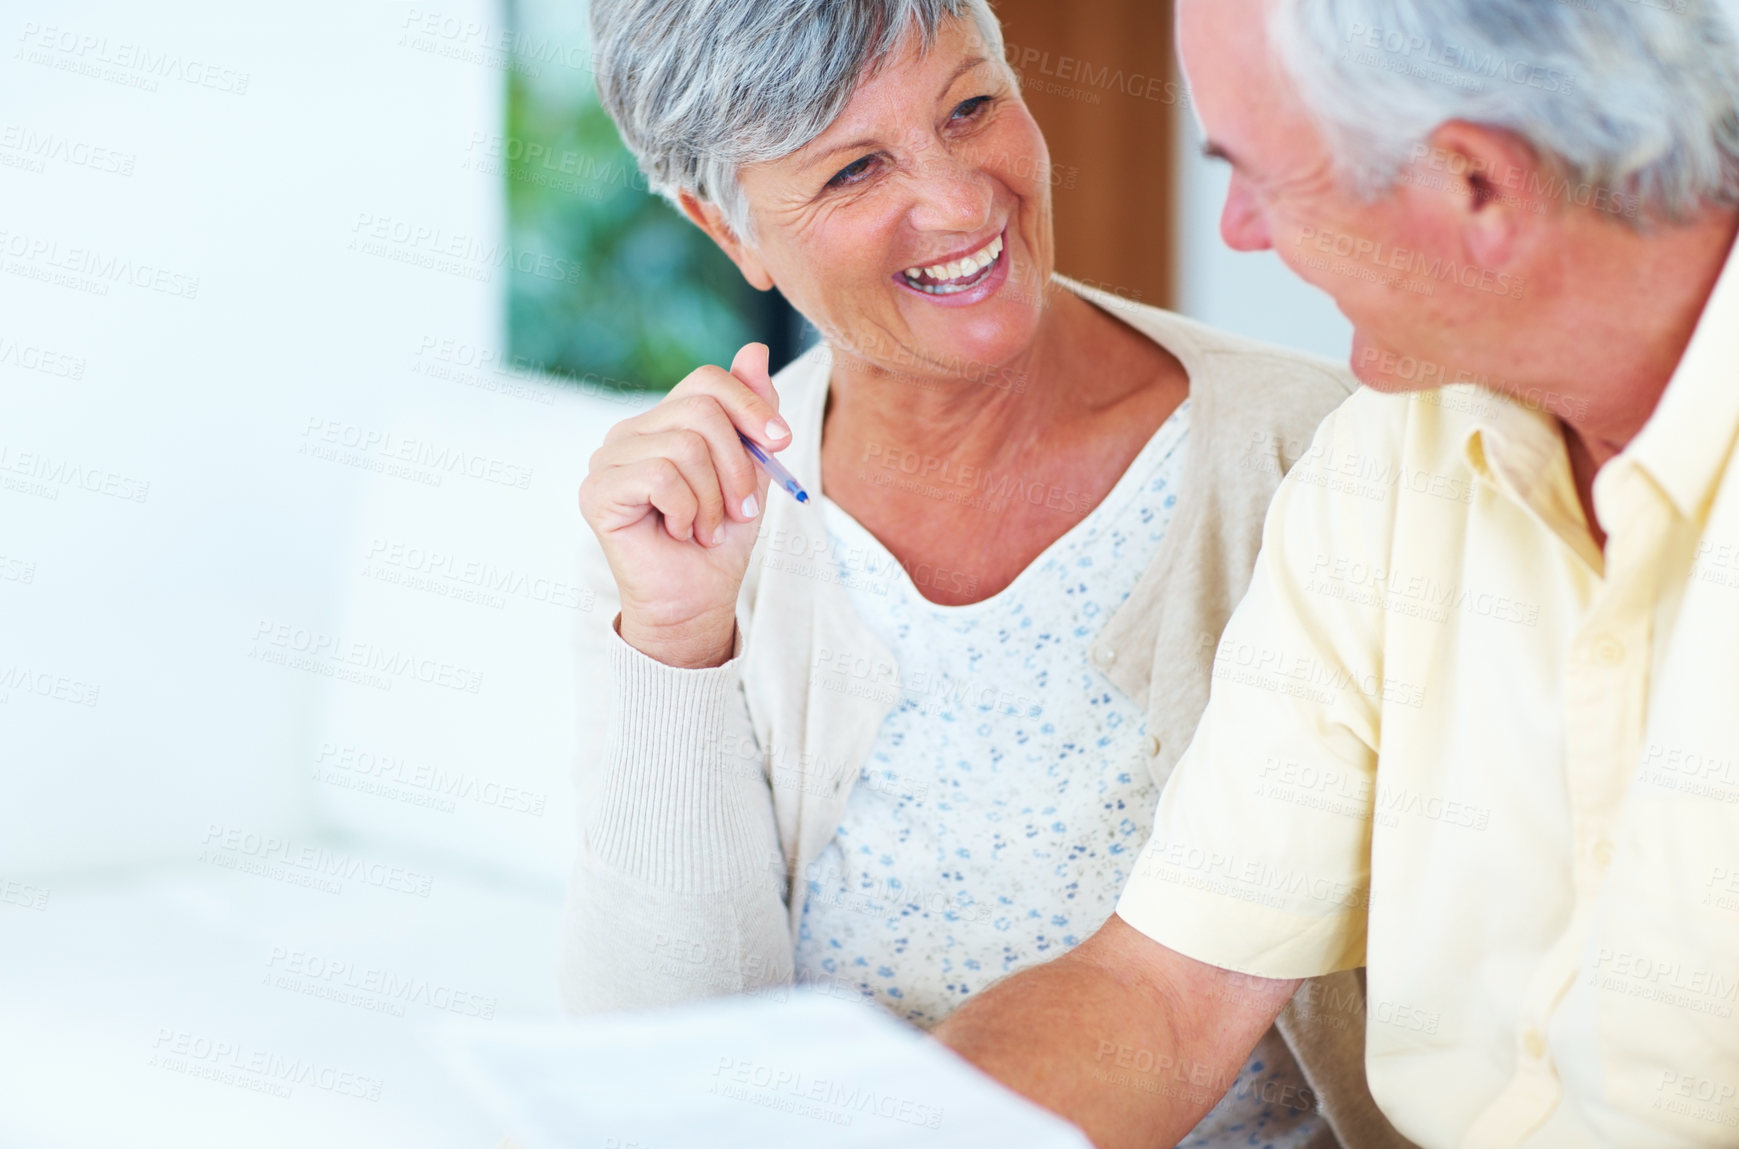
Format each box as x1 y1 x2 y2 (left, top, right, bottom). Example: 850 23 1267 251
795 491 810 503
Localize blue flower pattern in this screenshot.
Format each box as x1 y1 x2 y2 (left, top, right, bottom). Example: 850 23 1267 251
794 402 1323 1145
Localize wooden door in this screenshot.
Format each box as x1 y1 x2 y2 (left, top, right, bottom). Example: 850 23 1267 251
993 0 1182 309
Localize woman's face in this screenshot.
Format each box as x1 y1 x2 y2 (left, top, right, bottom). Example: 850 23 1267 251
734 17 1055 384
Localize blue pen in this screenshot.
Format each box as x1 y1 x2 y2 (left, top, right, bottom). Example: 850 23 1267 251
738 431 810 504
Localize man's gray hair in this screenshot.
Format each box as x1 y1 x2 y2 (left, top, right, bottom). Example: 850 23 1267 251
1270 0 1739 222
590 0 1007 240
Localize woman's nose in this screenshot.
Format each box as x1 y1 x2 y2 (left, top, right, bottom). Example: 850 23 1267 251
1219 173 1272 252
907 150 995 235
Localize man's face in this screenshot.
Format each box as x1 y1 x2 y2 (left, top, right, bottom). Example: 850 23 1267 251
1178 0 1519 393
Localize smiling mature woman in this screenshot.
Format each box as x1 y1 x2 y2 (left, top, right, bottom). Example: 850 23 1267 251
566 2 1406 1146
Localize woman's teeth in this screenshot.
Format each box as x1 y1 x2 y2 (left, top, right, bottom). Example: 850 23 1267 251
900 234 1004 295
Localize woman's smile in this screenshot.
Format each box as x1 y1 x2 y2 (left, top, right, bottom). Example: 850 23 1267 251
891 227 1012 310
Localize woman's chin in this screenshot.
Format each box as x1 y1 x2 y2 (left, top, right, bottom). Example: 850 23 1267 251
896 325 1034 390
888 298 1041 386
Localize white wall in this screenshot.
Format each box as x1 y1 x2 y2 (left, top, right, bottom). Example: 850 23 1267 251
0 0 608 886
0 18 637 1146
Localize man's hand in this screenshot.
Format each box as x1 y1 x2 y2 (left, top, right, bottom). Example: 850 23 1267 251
935 914 1299 1149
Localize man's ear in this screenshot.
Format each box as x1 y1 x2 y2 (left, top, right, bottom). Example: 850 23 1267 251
676 191 775 291
1407 121 1545 269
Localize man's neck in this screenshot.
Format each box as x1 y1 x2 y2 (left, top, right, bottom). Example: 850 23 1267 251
1547 208 1739 472
1537 206 1739 548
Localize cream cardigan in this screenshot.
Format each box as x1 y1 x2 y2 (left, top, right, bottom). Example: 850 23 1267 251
562 280 1416 1149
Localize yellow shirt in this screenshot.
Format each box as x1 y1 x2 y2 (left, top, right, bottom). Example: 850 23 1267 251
1117 238 1739 1148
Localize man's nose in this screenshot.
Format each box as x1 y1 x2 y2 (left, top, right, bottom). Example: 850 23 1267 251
1220 174 1272 252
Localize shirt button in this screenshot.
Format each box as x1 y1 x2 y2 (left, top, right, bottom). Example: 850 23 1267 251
1595 637 1625 666
1145 735 1162 758
1100 648 1117 665
1593 839 1615 867
1522 1028 1547 1060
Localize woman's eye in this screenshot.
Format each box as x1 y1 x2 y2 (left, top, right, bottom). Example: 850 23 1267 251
951 95 992 121
827 156 877 189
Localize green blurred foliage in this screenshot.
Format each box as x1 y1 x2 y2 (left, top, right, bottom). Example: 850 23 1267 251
504 71 759 394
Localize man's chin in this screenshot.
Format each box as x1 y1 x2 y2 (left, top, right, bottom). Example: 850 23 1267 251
1347 333 1432 395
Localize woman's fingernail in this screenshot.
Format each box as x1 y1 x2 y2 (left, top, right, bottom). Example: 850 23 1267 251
766 419 790 441
742 494 759 519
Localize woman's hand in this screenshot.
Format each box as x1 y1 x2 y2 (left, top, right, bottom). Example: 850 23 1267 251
580 344 790 669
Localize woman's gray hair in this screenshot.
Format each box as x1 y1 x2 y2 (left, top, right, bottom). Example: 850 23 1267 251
1269 0 1739 223
589 0 1007 240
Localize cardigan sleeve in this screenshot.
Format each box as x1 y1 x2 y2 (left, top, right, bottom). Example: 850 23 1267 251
558 626 795 1014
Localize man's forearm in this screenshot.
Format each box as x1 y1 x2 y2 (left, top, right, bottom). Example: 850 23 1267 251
934 915 1297 1149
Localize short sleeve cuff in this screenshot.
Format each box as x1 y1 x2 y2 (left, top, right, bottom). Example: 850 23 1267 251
1115 867 1367 982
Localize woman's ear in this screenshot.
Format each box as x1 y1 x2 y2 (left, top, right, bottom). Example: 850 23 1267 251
677 191 775 291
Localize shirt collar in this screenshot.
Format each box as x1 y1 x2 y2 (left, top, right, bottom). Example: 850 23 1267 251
1456 388 1604 570
1454 233 1739 556
1457 386 1561 494
1621 235 1739 521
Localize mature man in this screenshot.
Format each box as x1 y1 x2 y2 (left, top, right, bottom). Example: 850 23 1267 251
935 1 1739 1146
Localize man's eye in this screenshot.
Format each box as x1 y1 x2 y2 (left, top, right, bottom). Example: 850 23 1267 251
951 95 992 121
827 156 877 189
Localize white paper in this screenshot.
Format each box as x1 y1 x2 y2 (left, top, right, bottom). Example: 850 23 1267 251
436 988 1096 1149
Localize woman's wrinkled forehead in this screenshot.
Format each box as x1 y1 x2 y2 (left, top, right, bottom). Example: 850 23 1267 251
784 19 998 180
590 0 1008 237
